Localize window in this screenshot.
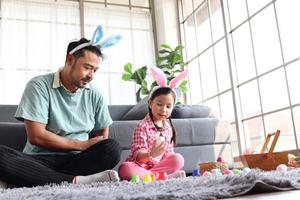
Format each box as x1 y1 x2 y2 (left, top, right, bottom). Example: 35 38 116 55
179 0 300 156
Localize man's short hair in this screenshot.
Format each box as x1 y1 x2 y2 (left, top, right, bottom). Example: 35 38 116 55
65 38 103 62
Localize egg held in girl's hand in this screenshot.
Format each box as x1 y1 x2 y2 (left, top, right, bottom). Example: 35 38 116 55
154 136 165 147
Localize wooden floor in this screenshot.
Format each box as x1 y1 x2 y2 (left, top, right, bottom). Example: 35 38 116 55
223 190 300 199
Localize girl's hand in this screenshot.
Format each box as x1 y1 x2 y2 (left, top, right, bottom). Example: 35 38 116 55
149 141 167 158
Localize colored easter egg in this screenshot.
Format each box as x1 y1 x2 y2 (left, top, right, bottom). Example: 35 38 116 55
144 173 152 184
232 169 242 175
241 167 251 176
276 164 287 171
202 171 212 176
192 169 200 176
131 175 140 183
223 169 234 175
158 172 168 180
211 168 222 176
154 136 165 147
217 157 223 162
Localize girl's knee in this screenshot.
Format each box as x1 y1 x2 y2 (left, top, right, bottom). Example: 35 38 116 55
118 162 131 174
118 162 136 180
168 153 184 169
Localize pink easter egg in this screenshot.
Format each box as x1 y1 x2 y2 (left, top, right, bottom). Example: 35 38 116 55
276 164 287 171
291 160 298 167
217 157 223 162
202 171 212 176
223 169 234 175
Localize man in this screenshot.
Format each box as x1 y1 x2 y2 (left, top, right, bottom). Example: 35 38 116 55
0 26 122 187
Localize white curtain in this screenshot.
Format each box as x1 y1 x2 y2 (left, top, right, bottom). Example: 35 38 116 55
0 0 80 104
0 0 154 105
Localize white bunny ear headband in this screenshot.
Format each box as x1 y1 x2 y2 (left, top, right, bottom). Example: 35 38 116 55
149 66 188 102
69 25 122 55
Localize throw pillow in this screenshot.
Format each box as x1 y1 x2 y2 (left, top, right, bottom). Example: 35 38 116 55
121 96 149 120
171 105 212 119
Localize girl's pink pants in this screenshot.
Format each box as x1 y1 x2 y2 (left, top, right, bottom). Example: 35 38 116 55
118 153 184 180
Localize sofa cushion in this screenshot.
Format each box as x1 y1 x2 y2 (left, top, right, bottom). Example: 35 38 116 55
121 97 149 120
171 105 212 118
108 105 134 121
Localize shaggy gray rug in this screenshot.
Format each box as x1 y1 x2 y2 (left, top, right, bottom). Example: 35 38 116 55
1 169 300 200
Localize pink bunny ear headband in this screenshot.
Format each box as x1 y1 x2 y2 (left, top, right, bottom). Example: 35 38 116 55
149 66 188 102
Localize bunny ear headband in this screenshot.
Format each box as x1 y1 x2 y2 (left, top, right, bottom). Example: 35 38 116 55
150 66 188 102
69 25 122 55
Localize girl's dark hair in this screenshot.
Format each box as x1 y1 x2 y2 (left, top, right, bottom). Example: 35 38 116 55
65 38 103 62
148 87 177 144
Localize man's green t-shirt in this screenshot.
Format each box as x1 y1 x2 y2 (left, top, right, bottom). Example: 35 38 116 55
15 71 113 154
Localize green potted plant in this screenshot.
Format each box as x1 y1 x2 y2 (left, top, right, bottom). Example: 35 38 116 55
121 44 188 103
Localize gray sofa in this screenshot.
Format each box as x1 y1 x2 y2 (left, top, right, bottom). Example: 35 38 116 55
0 104 232 174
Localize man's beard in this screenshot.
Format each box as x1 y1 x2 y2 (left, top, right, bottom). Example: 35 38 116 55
72 77 91 88
70 64 92 88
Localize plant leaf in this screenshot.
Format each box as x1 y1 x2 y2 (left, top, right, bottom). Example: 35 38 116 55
141 86 149 95
141 80 150 95
173 69 183 73
122 43 188 103
175 45 184 51
136 88 142 103
121 73 132 81
132 66 147 85
159 49 170 54
124 63 133 74
160 43 173 51
150 81 158 91
171 53 183 67
179 80 188 93
176 101 182 105
159 64 171 68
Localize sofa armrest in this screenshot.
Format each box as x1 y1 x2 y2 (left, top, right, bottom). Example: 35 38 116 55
0 122 27 151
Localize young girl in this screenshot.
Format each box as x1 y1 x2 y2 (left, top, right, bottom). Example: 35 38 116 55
118 67 188 181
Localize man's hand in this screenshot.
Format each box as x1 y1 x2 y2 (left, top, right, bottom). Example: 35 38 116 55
24 120 108 152
80 135 105 151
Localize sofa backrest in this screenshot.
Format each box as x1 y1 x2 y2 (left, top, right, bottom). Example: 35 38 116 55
0 104 213 122
0 105 135 122
0 105 20 123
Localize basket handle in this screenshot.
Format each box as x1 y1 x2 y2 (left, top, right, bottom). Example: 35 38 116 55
260 130 280 155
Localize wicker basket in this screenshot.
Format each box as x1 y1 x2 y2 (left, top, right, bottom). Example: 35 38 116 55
198 161 228 173
239 130 297 171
